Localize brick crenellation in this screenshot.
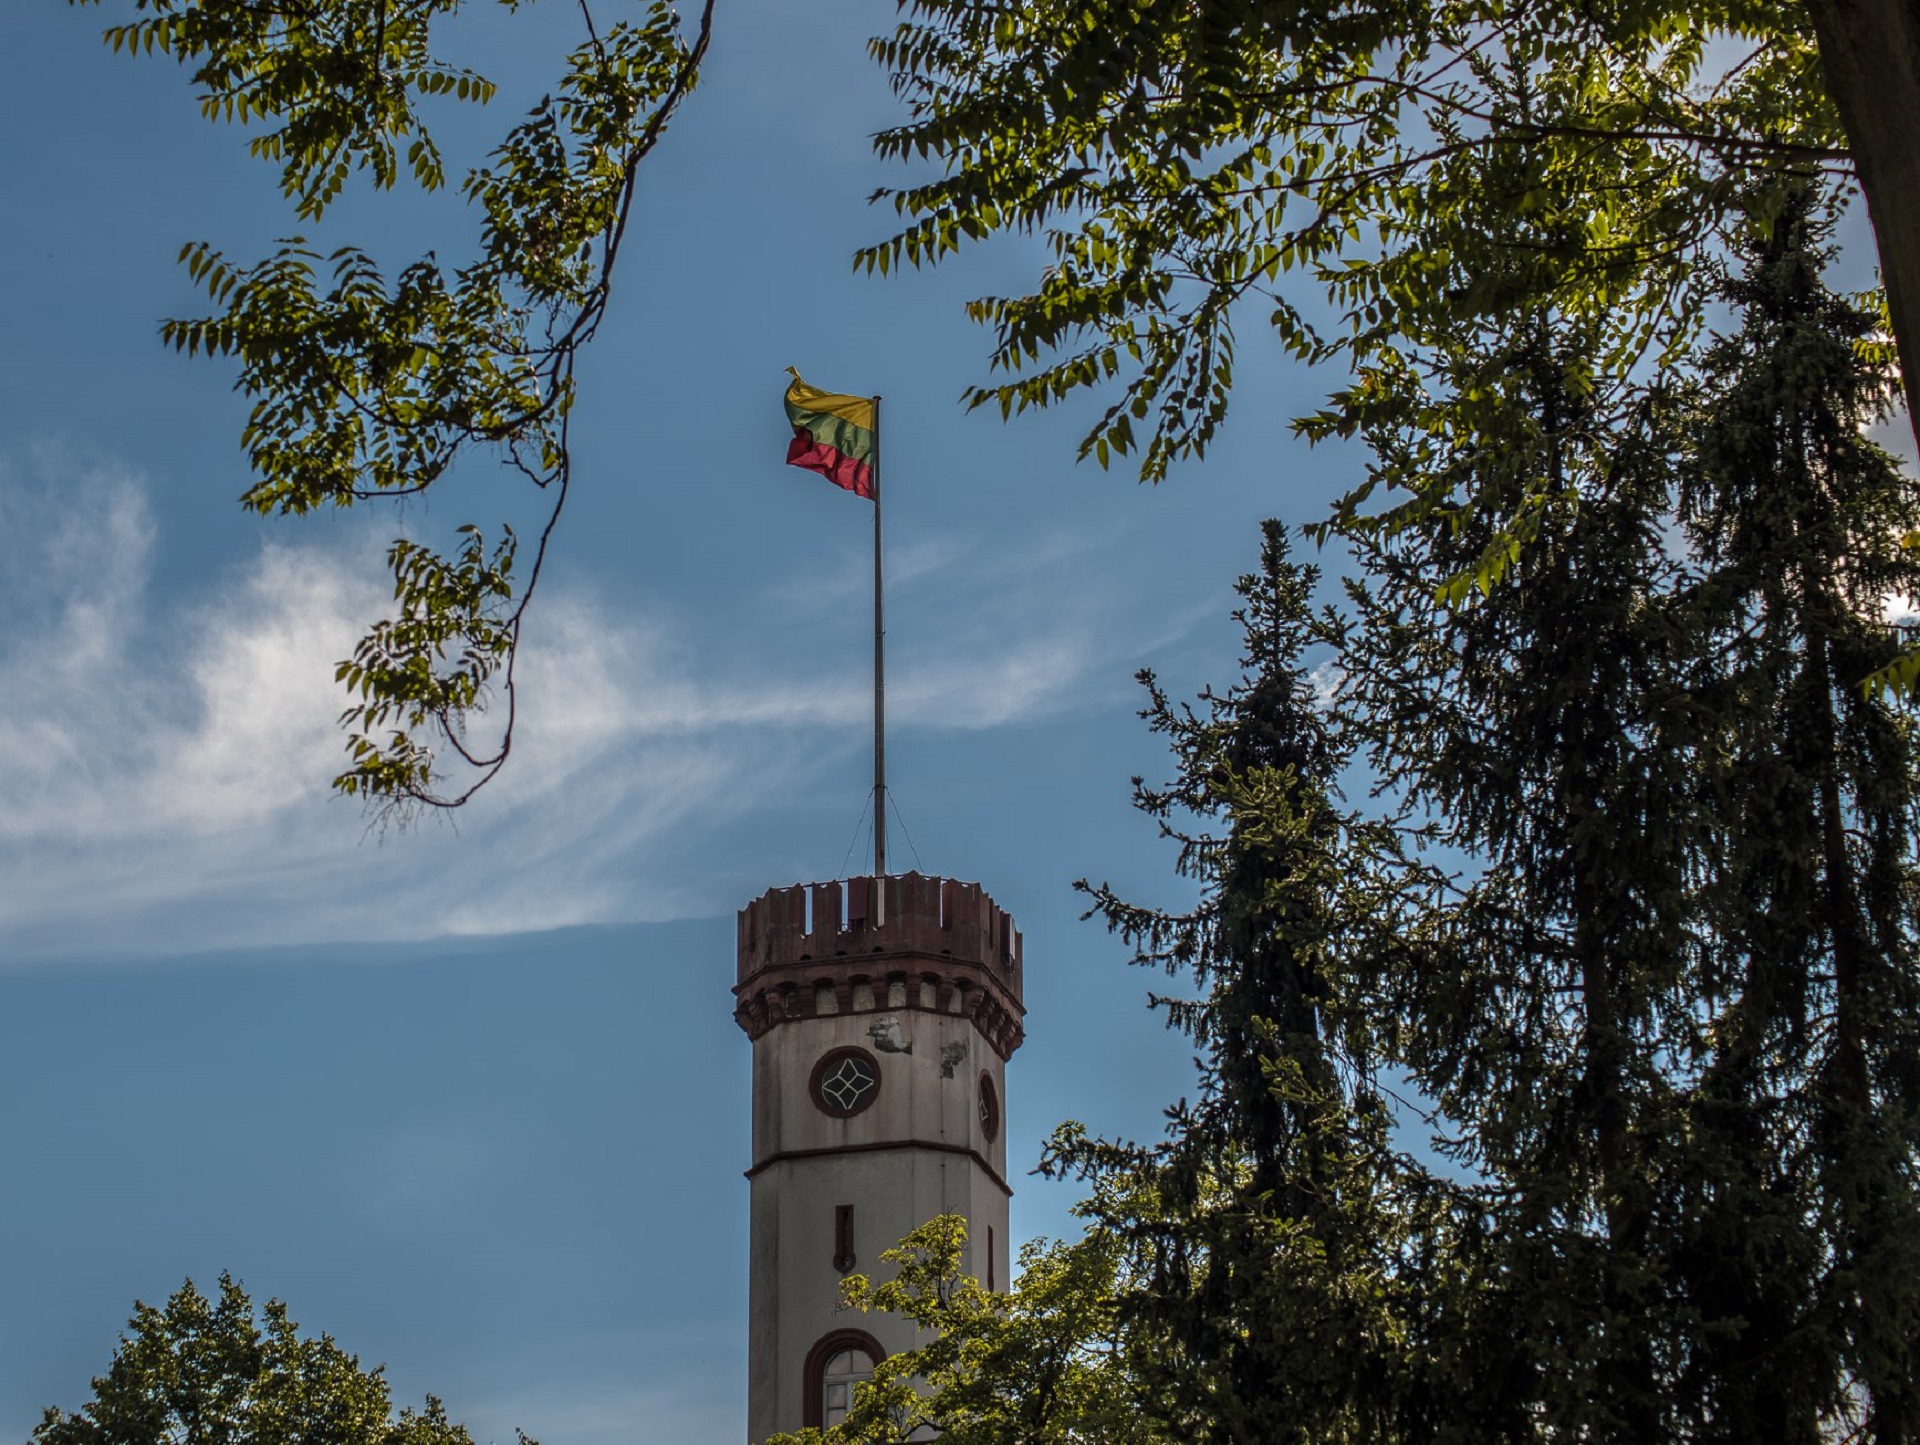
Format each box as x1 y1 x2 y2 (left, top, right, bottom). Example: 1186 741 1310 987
733 873 1025 1060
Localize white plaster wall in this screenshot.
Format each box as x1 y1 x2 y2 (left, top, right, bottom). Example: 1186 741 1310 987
746 1004 1011 1442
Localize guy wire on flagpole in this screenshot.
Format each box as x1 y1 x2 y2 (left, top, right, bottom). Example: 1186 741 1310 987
872 394 887 881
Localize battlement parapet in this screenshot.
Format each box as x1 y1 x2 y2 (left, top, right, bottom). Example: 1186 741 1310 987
737 873 1021 995
734 873 1025 1059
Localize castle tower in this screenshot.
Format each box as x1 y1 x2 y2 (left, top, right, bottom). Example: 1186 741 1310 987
734 872 1025 1440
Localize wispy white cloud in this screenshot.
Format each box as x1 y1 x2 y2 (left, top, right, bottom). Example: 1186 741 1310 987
0 450 1172 961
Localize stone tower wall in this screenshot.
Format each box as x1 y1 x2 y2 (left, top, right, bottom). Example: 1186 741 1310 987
736 873 1023 1442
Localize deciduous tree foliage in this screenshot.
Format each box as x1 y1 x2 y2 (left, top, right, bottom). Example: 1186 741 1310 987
33 1275 510 1445
71 0 713 813
865 0 1865 486
766 1214 1168 1444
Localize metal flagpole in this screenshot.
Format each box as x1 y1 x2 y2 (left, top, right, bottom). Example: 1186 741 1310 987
871 395 887 881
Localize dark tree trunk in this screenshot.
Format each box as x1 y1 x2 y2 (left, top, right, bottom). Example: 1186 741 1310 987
1805 0 1920 445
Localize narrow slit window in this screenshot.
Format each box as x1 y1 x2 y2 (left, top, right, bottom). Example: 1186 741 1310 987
834 1204 856 1274
987 1224 996 1291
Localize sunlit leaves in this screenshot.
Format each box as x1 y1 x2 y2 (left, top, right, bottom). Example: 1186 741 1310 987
80 0 715 813
78 0 491 220
168 239 548 515
766 1216 1168 1445
333 526 517 801
466 6 697 305
864 0 1847 488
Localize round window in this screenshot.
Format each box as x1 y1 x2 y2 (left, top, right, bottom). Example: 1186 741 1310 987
811 1047 881 1118
978 1071 999 1142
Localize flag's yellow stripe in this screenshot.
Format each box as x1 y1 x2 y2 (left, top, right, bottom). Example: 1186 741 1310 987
785 370 876 432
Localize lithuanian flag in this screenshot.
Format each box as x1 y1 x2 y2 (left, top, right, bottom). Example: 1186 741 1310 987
784 369 876 499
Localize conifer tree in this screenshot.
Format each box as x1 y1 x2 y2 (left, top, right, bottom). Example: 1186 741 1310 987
1327 200 1920 1439
782 528 1449 1445
792 203 1920 1445
1674 198 1920 1441
1066 522 1439 1444
1338 312 1702 1439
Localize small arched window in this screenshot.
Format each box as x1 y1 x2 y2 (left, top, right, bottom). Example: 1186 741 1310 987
804 1328 885 1429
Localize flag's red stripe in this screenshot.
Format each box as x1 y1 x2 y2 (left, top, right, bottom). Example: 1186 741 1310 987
787 432 875 499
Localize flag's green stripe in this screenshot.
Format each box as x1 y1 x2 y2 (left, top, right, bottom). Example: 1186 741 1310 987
785 402 876 466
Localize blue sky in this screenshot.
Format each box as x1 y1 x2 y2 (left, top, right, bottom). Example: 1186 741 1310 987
16 4 1900 1443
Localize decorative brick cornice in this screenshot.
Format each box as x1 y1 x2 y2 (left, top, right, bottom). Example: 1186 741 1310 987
734 873 1025 1061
